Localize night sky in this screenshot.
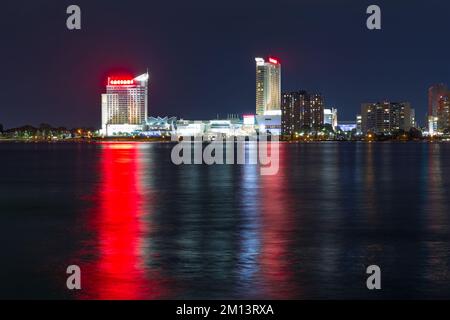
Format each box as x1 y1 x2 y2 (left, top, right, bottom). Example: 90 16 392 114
1 0 449 129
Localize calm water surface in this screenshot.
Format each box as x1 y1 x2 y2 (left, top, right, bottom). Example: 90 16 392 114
1 142 450 299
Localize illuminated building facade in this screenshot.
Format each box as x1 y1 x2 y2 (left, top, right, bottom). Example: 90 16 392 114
428 84 447 134
437 93 450 131
281 91 307 136
356 114 362 134
173 115 284 138
306 94 325 128
141 116 177 137
255 115 281 135
360 101 415 134
174 118 248 138
281 92 295 136
175 120 206 137
361 102 390 134
338 121 357 132
255 57 281 116
281 91 325 135
324 108 338 130
101 72 149 136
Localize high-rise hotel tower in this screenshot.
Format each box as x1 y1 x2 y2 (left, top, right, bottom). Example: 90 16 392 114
255 57 281 116
101 72 149 136
428 84 447 135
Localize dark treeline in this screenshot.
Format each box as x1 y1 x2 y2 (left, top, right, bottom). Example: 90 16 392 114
0 123 96 139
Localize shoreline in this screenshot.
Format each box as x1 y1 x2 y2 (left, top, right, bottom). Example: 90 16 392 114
0 138 446 144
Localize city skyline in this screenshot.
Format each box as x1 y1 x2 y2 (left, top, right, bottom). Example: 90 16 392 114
0 60 447 135
0 64 446 133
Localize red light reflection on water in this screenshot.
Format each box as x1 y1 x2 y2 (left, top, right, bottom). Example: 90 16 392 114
78 143 163 299
259 144 297 299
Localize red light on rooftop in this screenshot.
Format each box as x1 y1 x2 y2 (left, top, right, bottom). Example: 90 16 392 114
109 79 134 85
268 57 279 64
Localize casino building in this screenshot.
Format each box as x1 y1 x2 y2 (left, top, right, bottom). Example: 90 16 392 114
101 72 149 136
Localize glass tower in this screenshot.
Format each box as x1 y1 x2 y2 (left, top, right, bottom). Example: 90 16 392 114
255 57 281 116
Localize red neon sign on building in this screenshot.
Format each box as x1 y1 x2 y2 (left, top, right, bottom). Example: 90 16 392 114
109 79 135 85
268 57 280 65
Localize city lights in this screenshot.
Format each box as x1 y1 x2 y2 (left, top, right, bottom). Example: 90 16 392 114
102 73 149 136
255 56 281 117
109 79 135 85
268 57 279 64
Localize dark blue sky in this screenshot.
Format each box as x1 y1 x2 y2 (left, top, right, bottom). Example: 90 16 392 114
1 0 449 128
